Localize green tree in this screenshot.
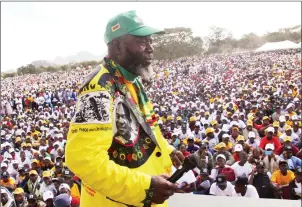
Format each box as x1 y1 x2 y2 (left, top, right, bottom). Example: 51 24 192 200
152 27 204 60
205 26 234 53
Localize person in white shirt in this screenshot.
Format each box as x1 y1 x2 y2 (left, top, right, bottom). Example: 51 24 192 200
231 151 252 178
230 114 246 129
7 160 19 179
39 171 57 195
280 126 300 146
209 174 235 196
233 175 259 198
245 131 260 149
17 151 31 168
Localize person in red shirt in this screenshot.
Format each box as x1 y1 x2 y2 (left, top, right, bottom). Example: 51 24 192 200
233 144 243 162
275 136 301 158
253 116 270 131
259 127 281 152
179 143 190 157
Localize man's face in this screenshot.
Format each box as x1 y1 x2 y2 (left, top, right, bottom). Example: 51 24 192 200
267 132 273 139
2 175 9 182
1 193 8 205
218 147 226 153
285 150 293 159
14 194 24 204
207 132 214 139
249 137 255 143
60 188 70 195
43 177 52 185
119 35 154 81
247 125 252 131
256 165 264 174
231 129 239 137
234 183 244 194
222 137 229 144
53 181 61 189
188 140 194 147
239 152 247 164
217 182 227 190
216 158 225 168
116 103 132 138
56 166 62 173
285 130 292 136
279 163 287 173
29 174 38 182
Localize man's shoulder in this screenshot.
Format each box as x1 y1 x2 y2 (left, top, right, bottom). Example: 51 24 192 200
78 64 113 95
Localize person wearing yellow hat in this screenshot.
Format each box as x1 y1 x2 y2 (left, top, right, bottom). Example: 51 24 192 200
213 142 235 166
242 120 259 140
254 116 271 137
40 171 56 195
21 142 27 150
189 116 197 132
176 116 182 126
204 127 218 151
280 125 300 146
26 170 42 199
229 127 241 144
192 124 202 144
31 159 41 174
236 135 251 155
274 136 300 157
272 121 282 138
13 188 28 206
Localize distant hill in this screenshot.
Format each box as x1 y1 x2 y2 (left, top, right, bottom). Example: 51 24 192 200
2 51 106 73
52 51 105 65
31 60 58 68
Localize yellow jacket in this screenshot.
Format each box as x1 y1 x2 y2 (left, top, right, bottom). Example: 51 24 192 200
66 64 175 207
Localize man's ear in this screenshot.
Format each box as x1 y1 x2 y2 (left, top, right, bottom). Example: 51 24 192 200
112 38 125 56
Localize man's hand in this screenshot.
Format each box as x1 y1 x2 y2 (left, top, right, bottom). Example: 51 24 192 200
175 182 196 193
170 150 185 169
150 175 178 204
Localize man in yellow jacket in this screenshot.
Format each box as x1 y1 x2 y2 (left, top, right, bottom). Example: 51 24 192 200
66 10 185 207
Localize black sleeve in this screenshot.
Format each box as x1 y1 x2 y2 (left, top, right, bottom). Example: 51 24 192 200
23 182 29 194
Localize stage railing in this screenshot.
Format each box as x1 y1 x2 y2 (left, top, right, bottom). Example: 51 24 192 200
168 194 301 207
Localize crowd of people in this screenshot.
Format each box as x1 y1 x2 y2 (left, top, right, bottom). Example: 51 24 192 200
1 48 301 206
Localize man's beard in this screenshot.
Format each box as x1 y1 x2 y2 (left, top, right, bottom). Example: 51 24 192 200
125 49 154 82
137 64 154 82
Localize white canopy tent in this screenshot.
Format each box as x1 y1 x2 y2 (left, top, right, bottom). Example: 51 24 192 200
255 40 301 52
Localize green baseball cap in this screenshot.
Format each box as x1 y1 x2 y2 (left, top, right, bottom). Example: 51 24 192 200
104 10 164 44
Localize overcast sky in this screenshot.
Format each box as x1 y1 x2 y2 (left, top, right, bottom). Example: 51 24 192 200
1 2 301 71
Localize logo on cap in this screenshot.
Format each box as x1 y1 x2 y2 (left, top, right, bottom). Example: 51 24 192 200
111 23 120 32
